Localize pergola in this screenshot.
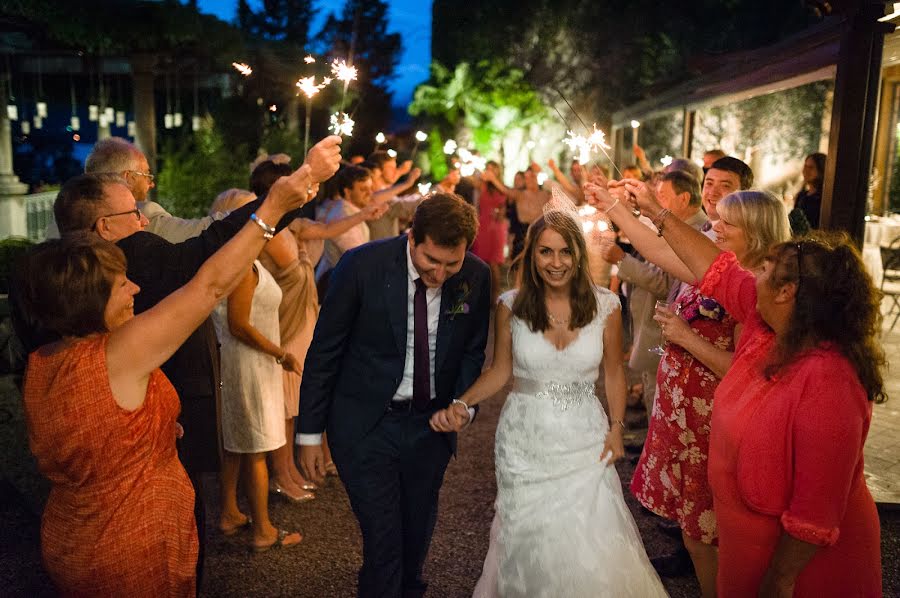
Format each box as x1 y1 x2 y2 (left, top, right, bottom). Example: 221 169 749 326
610 1 894 246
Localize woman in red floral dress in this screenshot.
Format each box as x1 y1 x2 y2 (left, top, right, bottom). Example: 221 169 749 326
587 181 790 597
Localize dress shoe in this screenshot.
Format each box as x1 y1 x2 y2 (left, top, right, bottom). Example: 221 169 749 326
650 547 693 577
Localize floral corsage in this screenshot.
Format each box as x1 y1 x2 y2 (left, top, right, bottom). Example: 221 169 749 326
680 296 725 322
446 281 471 319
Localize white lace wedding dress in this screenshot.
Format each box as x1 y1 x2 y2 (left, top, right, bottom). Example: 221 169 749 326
473 289 667 598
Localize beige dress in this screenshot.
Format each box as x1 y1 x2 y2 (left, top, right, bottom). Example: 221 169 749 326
260 227 319 418
212 260 285 453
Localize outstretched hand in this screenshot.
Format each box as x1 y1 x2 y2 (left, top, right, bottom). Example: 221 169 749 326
583 180 617 211
305 135 343 183
429 402 471 433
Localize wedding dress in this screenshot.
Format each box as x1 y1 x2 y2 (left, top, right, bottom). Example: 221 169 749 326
473 289 667 598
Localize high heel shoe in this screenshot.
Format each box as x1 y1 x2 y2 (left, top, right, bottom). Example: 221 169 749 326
269 481 315 503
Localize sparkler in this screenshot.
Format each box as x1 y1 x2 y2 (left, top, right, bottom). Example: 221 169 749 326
554 89 623 178
331 59 358 112
304 55 316 64
443 139 458 155
232 62 252 76
417 182 432 196
631 119 641 146
296 75 332 157
330 112 355 137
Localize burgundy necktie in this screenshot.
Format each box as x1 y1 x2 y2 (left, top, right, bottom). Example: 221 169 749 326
412 278 431 410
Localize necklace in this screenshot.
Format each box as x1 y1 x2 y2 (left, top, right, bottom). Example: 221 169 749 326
547 311 570 326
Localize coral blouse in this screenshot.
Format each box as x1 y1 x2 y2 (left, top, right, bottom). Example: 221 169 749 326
701 252 881 597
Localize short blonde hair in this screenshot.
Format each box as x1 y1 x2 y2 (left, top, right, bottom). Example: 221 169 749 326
209 188 256 216
717 190 791 269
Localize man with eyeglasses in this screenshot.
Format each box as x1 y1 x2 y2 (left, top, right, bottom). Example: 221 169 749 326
84 137 218 243
11 137 343 592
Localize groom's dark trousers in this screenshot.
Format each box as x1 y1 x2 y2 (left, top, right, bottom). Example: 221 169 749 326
299 235 490 598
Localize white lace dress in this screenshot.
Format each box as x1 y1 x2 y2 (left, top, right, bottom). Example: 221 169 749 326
473 289 667 598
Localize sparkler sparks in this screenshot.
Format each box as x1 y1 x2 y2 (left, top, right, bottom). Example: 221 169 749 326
232 62 252 76
375 132 386 144
415 130 428 142
330 112 355 137
443 139 458 155
417 182 432 196
296 76 329 99
331 59 358 84
304 55 316 64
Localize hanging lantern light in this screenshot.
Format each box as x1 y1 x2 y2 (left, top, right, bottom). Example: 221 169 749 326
70 115 80 131
163 113 173 129
6 104 18 120
33 115 43 129
88 104 99 121
104 106 114 121
36 101 47 118
99 113 109 127
21 120 30 134
192 115 201 131
127 120 136 137
173 112 183 127
115 110 126 127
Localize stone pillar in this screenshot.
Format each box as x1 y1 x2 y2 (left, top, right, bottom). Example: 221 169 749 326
130 54 157 172
0 111 29 239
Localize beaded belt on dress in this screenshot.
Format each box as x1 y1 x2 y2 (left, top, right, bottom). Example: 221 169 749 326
512 377 597 410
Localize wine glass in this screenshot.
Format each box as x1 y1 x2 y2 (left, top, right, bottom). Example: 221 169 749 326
648 300 670 355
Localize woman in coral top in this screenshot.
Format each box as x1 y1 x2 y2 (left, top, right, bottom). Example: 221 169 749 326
624 184 884 597
17 165 318 596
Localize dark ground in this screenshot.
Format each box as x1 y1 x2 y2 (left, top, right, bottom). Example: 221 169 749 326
2 370 898 597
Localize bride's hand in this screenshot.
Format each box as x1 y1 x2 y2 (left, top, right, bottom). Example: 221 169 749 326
601 427 625 466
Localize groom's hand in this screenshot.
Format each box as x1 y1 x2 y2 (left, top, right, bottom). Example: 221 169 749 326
299 444 326 485
429 403 470 433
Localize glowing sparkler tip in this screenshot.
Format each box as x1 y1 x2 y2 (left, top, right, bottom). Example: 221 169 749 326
417 182 432 196
331 59 359 83
304 55 316 64
443 139 458 155
296 76 328 99
232 62 253 76
660 155 674 167
329 112 355 137
375 132 386 144
269 105 277 112
415 130 428 142
387 149 397 158
631 120 641 129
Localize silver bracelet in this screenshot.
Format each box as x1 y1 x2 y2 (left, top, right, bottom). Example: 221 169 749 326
611 418 626 431
250 212 276 240
603 197 620 214
452 398 471 411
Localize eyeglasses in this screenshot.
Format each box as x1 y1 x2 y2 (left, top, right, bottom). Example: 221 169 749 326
128 170 155 182
92 208 143 231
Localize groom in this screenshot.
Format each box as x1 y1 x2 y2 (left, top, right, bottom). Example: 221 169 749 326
298 192 491 598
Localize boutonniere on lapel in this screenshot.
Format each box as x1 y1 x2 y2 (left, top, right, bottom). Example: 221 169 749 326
446 281 471 320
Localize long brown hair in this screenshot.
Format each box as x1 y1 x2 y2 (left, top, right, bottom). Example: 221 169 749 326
512 212 597 332
765 231 886 402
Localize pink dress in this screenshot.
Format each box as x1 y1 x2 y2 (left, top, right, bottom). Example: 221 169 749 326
630 285 736 543
701 252 881 596
471 184 508 265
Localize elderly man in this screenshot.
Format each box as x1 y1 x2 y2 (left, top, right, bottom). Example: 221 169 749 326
85 136 215 243
601 170 707 417
11 137 342 589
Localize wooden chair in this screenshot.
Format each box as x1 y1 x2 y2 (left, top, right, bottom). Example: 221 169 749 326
881 235 900 333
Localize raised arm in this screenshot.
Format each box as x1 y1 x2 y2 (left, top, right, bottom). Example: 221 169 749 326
295 201 389 241
547 158 583 201
621 178 721 282
373 168 421 200
106 164 318 385
482 169 522 202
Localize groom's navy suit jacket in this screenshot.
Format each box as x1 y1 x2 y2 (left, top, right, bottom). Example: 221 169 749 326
299 235 491 455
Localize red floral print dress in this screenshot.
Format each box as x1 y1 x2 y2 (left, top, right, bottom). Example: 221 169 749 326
630 284 736 544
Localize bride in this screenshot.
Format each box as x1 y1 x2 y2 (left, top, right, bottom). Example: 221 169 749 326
432 208 666 597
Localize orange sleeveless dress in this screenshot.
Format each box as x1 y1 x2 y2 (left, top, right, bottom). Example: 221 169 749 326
23 335 198 597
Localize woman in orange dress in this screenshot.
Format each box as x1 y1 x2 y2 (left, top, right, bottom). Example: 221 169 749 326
622 185 884 596
18 165 318 595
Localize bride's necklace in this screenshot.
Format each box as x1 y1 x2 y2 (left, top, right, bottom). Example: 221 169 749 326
547 310 570 326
